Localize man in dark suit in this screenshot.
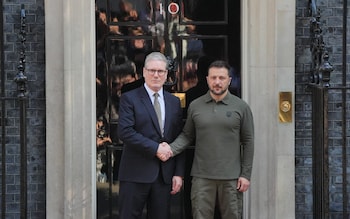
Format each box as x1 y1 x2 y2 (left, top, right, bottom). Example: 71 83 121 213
117 52 185 219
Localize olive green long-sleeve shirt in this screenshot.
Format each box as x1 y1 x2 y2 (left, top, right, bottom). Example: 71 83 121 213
170 92 254 180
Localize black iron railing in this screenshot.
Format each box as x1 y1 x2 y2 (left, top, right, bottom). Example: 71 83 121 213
15 6 28 219
1 4 28 219
308 1 349 218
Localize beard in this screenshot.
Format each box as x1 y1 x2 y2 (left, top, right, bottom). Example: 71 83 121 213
209 86 228 96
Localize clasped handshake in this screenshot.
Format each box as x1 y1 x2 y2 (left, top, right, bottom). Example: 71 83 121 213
156 142 173 162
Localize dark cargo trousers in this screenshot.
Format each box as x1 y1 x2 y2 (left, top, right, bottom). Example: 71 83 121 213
191 177 243 219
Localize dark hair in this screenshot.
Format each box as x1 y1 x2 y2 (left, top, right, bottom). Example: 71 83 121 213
208 60 231 72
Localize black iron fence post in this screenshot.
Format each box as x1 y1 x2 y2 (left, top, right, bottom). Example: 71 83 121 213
309 5 334 219
309 2 350 217
310 86 329 219
14 4 28 219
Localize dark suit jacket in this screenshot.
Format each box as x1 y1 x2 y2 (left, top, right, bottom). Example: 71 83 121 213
118 85 185 184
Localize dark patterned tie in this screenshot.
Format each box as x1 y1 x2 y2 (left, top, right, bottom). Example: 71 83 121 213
153 93 163 134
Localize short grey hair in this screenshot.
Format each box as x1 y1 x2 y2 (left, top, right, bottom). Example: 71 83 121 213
144 52 168 69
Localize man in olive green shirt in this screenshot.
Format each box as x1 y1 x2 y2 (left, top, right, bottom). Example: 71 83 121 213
158 60 254 219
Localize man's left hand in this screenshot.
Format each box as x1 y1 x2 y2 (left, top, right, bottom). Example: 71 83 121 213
171 176 183 195
236 177 250 192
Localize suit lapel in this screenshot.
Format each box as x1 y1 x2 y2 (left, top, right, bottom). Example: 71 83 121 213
139 87 163 136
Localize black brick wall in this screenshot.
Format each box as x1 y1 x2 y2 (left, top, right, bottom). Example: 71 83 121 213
295 1 314 218
2 0 46 218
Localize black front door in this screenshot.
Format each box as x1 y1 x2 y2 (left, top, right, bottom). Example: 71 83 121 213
95 0 240 218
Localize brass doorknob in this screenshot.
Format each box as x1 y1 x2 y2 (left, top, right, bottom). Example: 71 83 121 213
280 100 291 112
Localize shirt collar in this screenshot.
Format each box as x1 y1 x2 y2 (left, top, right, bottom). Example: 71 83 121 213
204 91 230 105
144 83 164 99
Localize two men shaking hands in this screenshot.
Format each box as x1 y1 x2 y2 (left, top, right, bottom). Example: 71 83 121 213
156 142 174 162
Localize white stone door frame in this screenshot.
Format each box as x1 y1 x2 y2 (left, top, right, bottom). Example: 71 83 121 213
241 1 295 219
45 0 295 218
45 0 96 218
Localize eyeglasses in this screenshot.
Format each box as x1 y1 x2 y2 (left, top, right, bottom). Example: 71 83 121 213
145 68 167 76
